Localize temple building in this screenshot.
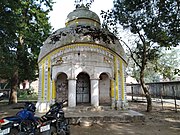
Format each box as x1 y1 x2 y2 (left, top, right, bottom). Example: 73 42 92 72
36 4 128 112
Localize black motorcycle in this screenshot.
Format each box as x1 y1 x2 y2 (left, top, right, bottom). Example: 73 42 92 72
0 102 51 135
41 100 70 135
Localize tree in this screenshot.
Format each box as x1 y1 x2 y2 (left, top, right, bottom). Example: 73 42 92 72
124 40 161 112
156 48 180 81
126 52 161 83
127 48 180 83
0 0 54 104
102 0 180 112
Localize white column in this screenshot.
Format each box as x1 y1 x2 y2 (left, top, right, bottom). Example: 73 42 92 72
68 79 76 107
91 79 99 107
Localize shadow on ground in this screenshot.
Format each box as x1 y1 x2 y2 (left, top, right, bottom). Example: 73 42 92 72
0 101 180 135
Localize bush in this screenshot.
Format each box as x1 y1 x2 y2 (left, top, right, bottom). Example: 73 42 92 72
17 88 38 101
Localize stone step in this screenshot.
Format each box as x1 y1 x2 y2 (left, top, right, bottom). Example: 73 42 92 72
64 109 145 124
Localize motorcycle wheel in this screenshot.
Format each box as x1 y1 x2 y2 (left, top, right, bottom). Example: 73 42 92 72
66 126 70 135
58 129 66 135
10 128 18 135
50 126 57 135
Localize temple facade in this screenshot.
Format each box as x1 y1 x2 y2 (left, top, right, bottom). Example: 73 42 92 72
36 4 128 112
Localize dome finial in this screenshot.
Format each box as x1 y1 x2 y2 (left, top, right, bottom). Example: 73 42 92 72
74 0 94 8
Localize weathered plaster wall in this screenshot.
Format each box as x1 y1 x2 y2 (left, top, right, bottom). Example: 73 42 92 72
37 43 127 112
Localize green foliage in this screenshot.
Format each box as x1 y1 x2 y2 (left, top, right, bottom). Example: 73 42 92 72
0 0 19 80
127 48 180 82
126 46 162 83
156 48 180 80
0 0 54 83
102 0 179 84
102 0 180 47
17 88 38 100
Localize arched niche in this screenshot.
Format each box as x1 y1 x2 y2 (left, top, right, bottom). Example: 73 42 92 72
99 73 111 105
56 72 68 102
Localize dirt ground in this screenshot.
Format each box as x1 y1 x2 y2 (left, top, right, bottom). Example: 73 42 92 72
71 101 180 135
0 101 180 135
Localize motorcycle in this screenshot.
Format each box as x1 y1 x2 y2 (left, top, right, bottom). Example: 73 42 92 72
0 102 50 135
0 93 5 101
41 100 70 135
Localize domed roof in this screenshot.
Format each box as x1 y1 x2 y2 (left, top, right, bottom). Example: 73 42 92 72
38 6 127 63
65 4 101 27
38 25 127 62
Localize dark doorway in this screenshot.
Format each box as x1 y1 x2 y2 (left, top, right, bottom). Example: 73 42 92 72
56 73 68 102
76 72 90 104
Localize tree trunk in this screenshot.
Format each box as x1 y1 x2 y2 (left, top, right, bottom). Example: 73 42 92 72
8 35 24 104
140 71 152 112
9 69 18 104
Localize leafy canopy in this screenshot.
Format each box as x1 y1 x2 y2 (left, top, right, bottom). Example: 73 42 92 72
102 0 180 47
0 0 54 83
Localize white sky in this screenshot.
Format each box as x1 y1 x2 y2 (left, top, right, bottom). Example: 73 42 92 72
48 0 130 48
49 0 114 31
48 0 180 51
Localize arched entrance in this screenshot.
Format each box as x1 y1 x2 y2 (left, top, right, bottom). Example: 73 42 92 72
56 73 68 102
99 73 111 105
76 72 90 104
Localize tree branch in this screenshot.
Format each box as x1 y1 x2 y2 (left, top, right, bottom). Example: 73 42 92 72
120 39 142 68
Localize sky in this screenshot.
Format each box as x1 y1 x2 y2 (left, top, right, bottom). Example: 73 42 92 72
48 0 131 47
49 0 114 31
48 0 180 52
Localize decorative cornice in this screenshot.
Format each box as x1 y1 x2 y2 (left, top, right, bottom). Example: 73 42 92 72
39 43 127 65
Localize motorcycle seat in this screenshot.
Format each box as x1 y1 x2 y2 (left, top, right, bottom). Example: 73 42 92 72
5 116 21 122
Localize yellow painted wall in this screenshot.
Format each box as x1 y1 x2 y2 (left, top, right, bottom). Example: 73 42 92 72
119 60 125 101
41 63 44 101
38 43 127 105
48 57 51 101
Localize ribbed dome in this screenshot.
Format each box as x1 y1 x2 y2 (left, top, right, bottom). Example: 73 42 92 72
65 4 101 28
